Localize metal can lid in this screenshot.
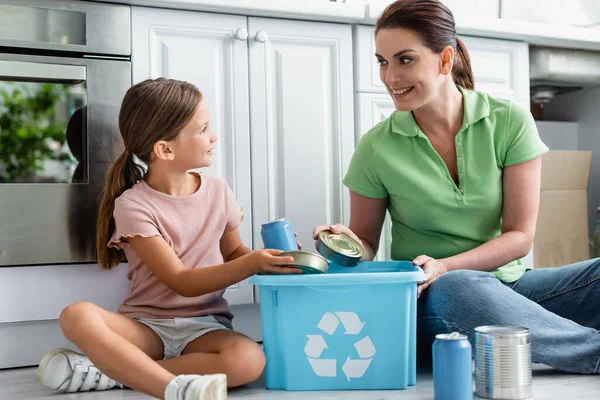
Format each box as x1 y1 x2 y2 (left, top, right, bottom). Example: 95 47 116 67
436 332 468 340
475 326 529 335
318 230 363 259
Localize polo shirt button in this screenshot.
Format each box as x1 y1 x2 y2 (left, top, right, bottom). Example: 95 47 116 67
459 173 464 178
458 156 463 162
456 142 462 147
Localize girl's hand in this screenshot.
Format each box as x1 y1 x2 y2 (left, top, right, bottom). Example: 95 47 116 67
249 249 302 275
312 223 364 249
412 255 448 298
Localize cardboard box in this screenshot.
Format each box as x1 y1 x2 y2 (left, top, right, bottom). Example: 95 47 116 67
534 151 592 268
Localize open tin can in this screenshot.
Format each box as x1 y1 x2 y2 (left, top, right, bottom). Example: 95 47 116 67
316 230 363 267
277 251 329 274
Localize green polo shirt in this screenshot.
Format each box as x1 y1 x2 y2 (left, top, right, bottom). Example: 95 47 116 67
344 87 548 282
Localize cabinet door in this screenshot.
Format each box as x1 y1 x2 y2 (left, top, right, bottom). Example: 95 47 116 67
248 17 355 253
460 36 530 104
355 25 385 93
132 7 253 305
355 25 530 106
356 93 395 261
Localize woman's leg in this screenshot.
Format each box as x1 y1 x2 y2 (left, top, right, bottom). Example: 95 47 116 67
506 259 600 330
417 270 600 374
157 330 265 388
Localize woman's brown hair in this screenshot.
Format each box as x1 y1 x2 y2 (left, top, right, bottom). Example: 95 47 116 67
375 0 474 90
96 78 202 269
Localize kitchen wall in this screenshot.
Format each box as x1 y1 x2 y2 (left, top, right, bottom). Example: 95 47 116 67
543 87 600 238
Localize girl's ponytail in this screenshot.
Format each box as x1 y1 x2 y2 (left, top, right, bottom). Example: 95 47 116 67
96 151 144 269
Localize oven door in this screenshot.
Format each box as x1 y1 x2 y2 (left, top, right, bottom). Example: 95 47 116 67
0 53 131 266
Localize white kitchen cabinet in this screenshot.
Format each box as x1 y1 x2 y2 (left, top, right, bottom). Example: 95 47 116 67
354 25 530 106
460 36 530 106
132 9 355 303
356 93 395 261
248 17 354 254
132 8 253 305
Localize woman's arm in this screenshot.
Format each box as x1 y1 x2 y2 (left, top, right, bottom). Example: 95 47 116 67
314 190 388 261
413 157 542 296
440 157 541 271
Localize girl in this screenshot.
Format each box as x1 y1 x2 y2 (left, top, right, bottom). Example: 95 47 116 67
38 78 301 399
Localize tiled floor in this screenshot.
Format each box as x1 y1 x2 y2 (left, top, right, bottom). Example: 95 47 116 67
1 364 598 399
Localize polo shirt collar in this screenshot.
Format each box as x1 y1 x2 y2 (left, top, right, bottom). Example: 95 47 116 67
391 85 491 137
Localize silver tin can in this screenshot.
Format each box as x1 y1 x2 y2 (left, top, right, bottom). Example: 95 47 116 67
277 251 329 274
316 230 363 267
475 326 532 400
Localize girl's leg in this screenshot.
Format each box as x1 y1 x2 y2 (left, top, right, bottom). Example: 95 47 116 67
157 330 265 388
51 301 172 397
40 301 231 399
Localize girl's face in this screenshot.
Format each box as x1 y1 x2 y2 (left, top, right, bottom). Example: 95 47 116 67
171 99 217 170
375 27 449 111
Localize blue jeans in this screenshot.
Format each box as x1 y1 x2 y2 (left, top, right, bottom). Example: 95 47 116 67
417 258 600 374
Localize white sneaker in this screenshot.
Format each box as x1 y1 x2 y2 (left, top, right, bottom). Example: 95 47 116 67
37 348 123 393
164 374 227 400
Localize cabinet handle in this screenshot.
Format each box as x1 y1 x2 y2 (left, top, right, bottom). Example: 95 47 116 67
255 30 269 43
234 28 249 41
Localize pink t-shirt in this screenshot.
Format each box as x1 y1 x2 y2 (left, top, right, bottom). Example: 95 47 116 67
108 173 243 320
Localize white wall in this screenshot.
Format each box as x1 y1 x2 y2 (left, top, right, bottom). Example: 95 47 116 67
356 0 500 18
536 121 579 151
502 0 600 28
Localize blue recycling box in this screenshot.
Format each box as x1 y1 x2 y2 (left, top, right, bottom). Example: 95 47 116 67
250 261 426 391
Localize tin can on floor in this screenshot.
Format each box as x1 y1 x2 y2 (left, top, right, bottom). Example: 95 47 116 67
261 218 299 251
475 326 532 400
432 332 473 400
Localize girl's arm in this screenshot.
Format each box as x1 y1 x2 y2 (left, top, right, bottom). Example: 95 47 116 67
128 231 297 297
220 227 252 262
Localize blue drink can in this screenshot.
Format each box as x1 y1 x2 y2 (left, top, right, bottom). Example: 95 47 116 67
261 218 299 251
433 332 473 400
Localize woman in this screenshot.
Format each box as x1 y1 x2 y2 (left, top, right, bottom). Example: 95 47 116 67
314 0 600 374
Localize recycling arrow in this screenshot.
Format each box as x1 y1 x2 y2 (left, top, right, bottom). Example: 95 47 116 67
307 357 337 377
304 335 328 358
354 336 376 358
342 357 372 381
317 312 340 335
335 312 365 335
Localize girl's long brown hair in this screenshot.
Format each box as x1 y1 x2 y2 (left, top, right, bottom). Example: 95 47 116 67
96 78 202 269
375 0 474 90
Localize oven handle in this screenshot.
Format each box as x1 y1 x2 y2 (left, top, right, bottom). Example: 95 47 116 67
0 60 86 84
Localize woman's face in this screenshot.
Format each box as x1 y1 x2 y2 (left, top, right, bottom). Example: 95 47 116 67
375 27 448 111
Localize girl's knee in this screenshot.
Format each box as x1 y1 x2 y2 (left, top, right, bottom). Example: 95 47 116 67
59 302 101 339
223 340 265 385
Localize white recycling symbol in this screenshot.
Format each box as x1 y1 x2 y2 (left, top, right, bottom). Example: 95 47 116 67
304 312 376 380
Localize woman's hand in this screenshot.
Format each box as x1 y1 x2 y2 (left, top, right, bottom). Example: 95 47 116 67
412 255 448 298
248 249 302 275
312 223 364 248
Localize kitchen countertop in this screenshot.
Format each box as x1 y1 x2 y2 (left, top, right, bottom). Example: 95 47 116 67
93 0 600 51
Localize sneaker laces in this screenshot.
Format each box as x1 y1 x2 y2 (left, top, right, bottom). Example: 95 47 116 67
68 363 118 392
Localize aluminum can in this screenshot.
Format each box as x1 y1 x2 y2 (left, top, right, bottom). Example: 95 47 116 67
316 230 363 266
433 332 473 400
261 218 299 251
475 326 532 400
